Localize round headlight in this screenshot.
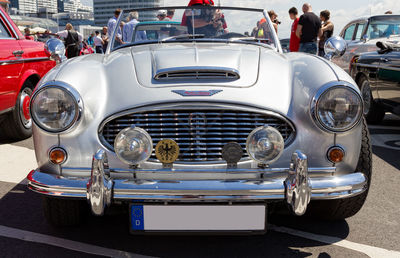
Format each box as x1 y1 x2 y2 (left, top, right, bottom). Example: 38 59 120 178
114 127 153 165
246 126 284 165
31 85 81 133
314 87 362 132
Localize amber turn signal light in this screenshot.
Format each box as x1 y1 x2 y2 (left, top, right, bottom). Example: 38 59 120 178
49 148 67 165
327 147 345 163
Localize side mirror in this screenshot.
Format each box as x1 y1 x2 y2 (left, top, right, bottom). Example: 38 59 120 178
362 34 368 43
45 38 66 64
324 36 347 61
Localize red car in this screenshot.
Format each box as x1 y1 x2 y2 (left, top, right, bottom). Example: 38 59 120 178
0 6 55 140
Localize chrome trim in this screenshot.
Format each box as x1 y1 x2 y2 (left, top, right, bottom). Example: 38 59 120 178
98 102 296 164
355 63 380 69
0 57 50 66
27 150 367 212
30 81 84 134
310 81 363 133
0 106 14 116
154 67 240 80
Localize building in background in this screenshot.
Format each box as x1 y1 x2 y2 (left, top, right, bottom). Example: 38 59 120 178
93 0 162 26
9 0 37 14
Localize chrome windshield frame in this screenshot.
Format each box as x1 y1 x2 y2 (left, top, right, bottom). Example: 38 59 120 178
107 6 282 54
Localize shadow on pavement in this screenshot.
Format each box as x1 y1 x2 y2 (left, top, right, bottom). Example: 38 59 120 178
0 182 352 258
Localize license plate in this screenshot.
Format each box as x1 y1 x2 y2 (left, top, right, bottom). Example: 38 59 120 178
129 204 266 233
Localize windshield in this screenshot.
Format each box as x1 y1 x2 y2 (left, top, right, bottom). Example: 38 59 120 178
367 16 400 39
108 6 278 52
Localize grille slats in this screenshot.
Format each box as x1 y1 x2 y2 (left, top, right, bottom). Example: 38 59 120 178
155 70 240 80
101 109 294 163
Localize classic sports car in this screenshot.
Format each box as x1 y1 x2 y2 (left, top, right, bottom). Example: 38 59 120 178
350 41 400 124
0 6 55 140
333 14 400 73
27 6 371 233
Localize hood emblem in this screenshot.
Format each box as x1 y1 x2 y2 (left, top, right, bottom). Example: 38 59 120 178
172 90 223 97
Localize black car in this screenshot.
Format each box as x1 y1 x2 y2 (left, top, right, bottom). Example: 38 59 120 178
351 41 400 124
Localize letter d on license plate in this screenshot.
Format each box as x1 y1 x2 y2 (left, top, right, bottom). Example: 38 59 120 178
130 204 266 233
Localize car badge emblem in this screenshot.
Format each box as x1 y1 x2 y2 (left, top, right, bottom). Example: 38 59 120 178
172 90 223 97
155 139 180 165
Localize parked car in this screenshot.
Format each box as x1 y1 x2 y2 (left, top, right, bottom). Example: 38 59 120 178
27 6 371 233
0 6 56 140
350 41 400 124
333 14 400 73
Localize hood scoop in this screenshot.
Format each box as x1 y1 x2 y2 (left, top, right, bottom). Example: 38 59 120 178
154 67 240 80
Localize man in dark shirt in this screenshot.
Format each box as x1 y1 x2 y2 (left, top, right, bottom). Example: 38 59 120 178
296 3 322 54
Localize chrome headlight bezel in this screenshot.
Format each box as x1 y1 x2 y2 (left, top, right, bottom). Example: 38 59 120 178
30 81 83 133
311 82 363 133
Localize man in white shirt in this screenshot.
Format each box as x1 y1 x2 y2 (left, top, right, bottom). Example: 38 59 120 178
93 31 104 53
56 23 83 58
123 11 147 43
107 8 123 47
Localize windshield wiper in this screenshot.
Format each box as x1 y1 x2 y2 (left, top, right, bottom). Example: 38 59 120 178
161 34 205 42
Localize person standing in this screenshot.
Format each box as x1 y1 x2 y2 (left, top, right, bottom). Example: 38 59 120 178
319 10 334 57
87 32 95 47
101 27 108 52
56 23 83 59
268 10 279 33
107 9 123 47
296 3 322 55
93 31 104 54
123 11 146 43
289 7 300 52
167 9 175 20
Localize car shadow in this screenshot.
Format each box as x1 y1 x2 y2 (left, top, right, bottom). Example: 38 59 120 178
368 116 400 170
0 182 351 258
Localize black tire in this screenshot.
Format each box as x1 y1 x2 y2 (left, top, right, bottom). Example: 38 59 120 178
358 75 385 124
307 117 372 220
43 197 88 227
0 81 34 140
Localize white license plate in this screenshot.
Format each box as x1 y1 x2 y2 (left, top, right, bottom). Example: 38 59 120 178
130 205 266 233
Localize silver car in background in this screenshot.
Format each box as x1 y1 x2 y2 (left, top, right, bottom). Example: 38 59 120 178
333 15 400 73
27 6 371 234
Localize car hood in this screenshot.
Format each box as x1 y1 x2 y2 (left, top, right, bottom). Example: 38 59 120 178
131 43 260 87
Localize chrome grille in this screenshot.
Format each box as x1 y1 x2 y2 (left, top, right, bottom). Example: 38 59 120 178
101 109 294 163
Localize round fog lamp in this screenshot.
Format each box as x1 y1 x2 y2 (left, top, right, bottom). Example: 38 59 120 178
327 146 345 163
246 126 284 165
114 127 153 165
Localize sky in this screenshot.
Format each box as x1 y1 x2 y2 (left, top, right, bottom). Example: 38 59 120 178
161 0 400 38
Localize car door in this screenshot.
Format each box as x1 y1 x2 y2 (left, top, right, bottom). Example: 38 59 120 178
335 23 357 72
376 51 400 114
0 13 24 113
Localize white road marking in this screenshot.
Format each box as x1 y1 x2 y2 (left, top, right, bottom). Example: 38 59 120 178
0 225 151 258
270 225 400 258
0 144 36 184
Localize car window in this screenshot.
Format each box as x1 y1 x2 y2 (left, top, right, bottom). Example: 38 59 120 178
343 24 356 40
367 19 400 39
0 19 11 39
355 23 366 40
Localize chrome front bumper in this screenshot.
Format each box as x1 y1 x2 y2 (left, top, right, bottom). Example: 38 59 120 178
27 150 367 217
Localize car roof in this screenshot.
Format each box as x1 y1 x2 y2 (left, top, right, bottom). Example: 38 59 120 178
346 14 400 24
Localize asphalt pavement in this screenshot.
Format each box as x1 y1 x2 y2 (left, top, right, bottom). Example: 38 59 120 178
0 115 399 258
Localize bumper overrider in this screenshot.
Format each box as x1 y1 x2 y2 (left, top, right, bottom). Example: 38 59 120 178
27 149 367 217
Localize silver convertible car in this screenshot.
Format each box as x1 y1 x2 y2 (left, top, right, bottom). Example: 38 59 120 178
27 6 371 233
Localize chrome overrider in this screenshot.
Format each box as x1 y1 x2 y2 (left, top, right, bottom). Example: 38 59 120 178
27 149 368 216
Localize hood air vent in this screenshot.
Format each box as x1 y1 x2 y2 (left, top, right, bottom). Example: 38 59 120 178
154 67 240 80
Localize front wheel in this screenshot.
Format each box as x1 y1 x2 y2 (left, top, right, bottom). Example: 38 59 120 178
307 117 372 220
359 76 385 124
0 82 33 140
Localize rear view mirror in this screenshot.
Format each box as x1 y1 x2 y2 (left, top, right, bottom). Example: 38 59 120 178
324 36 347 61
45 38 66 64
